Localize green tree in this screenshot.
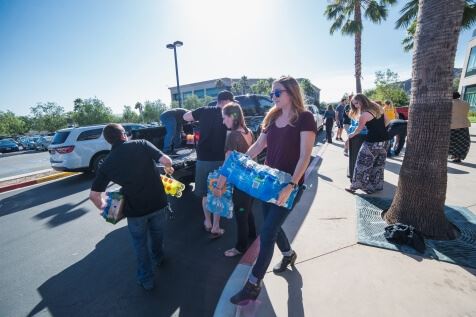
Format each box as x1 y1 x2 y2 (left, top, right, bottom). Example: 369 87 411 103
324 0 397 93
30 102 67 132
231 81 243 95
183 95 213 110
251 79 272 95
298 78 318 104
122 105 140 123
385 0 465 239
135 102 144 122
0 111 28 135
72 98 114 126
215 79 226 90
396 0 476 52
142 99 167 122
365 69 409 106
239 76 251 94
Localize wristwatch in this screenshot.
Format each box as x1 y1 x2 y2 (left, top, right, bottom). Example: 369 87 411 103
288 181 298 189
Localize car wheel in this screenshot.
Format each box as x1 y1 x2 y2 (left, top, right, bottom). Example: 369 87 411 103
92 153 107 174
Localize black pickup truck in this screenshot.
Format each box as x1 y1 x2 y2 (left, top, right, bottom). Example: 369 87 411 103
131 123 197 184
131 94 275 183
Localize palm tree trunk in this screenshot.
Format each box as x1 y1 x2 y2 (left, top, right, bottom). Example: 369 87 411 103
384 0 465 240
354 0 362 93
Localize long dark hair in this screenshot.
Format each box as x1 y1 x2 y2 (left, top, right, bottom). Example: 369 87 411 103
222 102 249 132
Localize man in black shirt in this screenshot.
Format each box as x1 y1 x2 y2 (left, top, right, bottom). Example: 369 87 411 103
89 123 173 291
160 107 187 154
387 119 408 157
183 90 232 238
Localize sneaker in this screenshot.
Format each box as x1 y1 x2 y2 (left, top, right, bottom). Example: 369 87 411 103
230 281 261 305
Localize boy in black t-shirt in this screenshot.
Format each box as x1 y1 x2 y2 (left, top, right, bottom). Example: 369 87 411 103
183 90 233 238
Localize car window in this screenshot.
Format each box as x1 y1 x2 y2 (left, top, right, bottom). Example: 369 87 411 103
257 97 274 115
236 96 258 116
76 128 103 141
52 131 71 145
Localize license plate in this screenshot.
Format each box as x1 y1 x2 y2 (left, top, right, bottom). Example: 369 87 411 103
5 148 10 150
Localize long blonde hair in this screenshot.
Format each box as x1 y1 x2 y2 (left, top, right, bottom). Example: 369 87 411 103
262 76 306 129
350 93 383 119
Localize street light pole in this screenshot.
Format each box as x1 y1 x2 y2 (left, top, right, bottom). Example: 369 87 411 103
166 41 183 108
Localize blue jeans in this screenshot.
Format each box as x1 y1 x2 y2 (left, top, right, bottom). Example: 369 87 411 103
127 208 167 284
250 202 292 282
160 114 182 152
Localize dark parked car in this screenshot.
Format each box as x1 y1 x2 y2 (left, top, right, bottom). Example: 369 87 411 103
0 139 20 153
207 94 274 135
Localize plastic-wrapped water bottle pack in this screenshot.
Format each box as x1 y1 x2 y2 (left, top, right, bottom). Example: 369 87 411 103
219 151 299 209
206 170 234 219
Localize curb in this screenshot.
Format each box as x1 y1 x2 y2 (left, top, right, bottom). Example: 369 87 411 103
0 171 79 194
213 143 328 317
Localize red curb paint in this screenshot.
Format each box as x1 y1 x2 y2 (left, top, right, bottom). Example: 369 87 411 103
239 237 260 266
0 179 38 193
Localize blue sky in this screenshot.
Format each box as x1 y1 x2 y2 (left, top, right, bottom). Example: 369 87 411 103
0 0 473 116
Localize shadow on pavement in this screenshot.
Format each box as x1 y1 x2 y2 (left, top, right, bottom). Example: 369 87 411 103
33 197 89 227
27 189 242 317
0 173 94 218
452 161 476 169
386 157 470 175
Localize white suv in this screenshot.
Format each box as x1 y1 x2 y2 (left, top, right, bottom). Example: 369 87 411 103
49 123 145 173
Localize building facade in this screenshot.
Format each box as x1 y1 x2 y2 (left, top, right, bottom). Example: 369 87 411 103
459 29 476 110
169 77 320 104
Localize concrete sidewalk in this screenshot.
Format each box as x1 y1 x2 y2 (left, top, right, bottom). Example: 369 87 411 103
246 127 476 317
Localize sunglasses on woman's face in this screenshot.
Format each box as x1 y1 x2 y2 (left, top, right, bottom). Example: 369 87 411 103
269 89 287 99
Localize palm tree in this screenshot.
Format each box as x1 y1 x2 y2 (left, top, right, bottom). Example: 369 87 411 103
396 0 476 52
384 0 465 239
324 0 397 93
134 102 143 122
215 79 225 90
239 76 250 94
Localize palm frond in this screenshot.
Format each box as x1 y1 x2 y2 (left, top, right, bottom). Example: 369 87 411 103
341 19 362 35
395 0 418 29
330 14 346 34
364 1 388 23
462 2 476 29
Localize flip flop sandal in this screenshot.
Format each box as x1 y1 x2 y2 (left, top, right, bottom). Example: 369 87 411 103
345 187 356 194
210 228 225 239
224 248 242 257
203 222 212 233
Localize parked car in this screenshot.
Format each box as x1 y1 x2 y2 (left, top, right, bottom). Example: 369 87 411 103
35 136 53 151
0 139 20 153
48 123 146 173
306 104 325 131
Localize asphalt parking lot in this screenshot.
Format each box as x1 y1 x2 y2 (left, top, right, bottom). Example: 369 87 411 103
0 150 51 179
0 173 257 317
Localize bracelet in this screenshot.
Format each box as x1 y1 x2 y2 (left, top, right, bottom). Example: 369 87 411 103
288 182 298 189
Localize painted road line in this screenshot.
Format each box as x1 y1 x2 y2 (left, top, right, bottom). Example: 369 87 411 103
0 172 79 194
0 169 53 183
213 143 328 317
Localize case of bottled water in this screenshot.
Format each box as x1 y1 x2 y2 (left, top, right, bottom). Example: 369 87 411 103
219 151 300 209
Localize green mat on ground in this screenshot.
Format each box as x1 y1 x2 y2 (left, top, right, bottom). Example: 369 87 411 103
356 196 476 269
